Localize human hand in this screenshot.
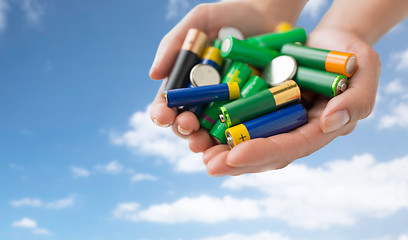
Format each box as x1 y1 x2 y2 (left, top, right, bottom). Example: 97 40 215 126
149 1 289 137
149 2 380 177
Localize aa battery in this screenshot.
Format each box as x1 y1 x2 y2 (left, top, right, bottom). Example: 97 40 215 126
294 66 348 97
190 64 221 87
246 27 307 50
162 28 208 94
190 46 224 87
220 80 301 128
225 104 308 148
199 61 252 130
200 46 224 71
218 26 245 41
220 36 280 68
209 75 269 144
263 55 297 86
209 120 228 144
166 82 240 108
281 43 357 77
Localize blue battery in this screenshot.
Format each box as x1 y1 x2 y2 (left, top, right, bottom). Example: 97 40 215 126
225 104 308 148
166 82 240 108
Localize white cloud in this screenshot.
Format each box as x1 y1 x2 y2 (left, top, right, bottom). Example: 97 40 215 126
111 106 205 173
222 154 408 229
11 196 75 210
12 218 37 228
112 195 262 224
11 198 42 207
130 173 157 182
364 234 408 240
166 0 189 20
379 102 408 129
0 0 8 32
45 196 75 209
95 160 124 174
113 154 408 230
303 0 328 19
199 231 290 240
33 228 52 235
17 0 44 25
12 218 52 236
393 47 408 70
384 78 406 94
71 166 90 178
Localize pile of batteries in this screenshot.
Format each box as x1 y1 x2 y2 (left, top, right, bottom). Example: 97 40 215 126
162 24 357 148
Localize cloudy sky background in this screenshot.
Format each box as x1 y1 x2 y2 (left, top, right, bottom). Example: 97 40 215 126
0 0 407 239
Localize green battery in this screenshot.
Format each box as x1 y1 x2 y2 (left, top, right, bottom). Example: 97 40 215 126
209 120 228 144
209 75 269 144
219 80 301 128
220 36 280 68
294 66 348 97
281 43 357 77
199 61 252 130
246 27 307 50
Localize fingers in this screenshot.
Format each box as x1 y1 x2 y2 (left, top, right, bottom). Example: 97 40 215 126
189 128 216 153
202 144 229 164
150 81 200 136
150 80 177 127
320 41 381 134
171 110 200 138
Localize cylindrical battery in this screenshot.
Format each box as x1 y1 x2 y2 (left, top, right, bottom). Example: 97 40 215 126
199 61 252 130
281 43 357 77
209 75 269 144
218 26 245 41
200 46 224 71
162 28 208 94
263 55 297 86
225 104 308 148
209 120 228 144
190 64 221 87
294 66 348 97
240 75 269 98
220 36 280 68
166 82 240 108
219 80 301 128
246 27 307 50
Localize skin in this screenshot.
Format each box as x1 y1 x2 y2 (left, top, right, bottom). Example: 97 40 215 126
149 0 408 176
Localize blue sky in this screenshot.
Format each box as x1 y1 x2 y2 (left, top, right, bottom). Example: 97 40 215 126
0 0 407 239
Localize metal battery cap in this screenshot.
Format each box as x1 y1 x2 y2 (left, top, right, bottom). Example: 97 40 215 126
263 55 297 86
336 77 348 95
190 64 221 87
226 132 235 148
218 26 245 41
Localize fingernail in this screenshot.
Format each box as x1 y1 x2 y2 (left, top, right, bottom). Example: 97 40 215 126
153 119 171 128
322 110 350 133
178 125 193 136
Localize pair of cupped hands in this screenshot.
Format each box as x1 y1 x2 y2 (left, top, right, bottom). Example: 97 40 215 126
149 2 381 177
